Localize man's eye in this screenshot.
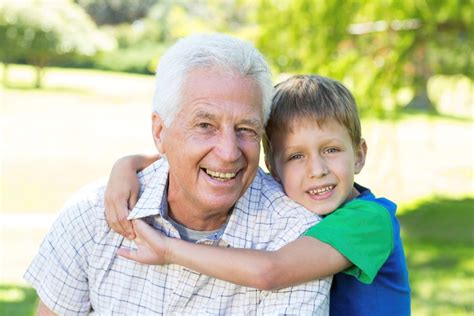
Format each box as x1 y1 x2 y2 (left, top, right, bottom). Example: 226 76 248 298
237 127 258 138
197 122 212 129
324 148 339 154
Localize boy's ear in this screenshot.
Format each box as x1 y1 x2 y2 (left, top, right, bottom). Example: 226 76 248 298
354 138 368 174
152 113 166 154
265 157 281 182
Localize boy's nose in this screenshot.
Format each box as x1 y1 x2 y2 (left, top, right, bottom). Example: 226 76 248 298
308 156 329 178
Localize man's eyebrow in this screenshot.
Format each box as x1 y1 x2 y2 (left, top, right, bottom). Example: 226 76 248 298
193 110 216 120
240 118 263 129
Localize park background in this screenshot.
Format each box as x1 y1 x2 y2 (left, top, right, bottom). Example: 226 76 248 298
0 0 472 314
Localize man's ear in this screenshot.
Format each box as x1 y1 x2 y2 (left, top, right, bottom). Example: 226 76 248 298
354 138 367 174
152 113 166 154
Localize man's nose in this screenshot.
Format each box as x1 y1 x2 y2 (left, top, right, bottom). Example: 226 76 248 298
308 155 329 178
214 128 242 162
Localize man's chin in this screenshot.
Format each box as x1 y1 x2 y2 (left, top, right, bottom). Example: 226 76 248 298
200 194 241 213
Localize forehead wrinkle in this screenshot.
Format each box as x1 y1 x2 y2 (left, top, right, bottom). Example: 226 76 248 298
194 110 215 120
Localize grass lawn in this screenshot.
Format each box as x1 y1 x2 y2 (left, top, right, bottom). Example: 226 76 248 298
399 197 474 315
0 284 36 315
1 64 473 315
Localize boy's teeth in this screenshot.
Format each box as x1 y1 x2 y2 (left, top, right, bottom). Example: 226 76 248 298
206 169 237 181
309 185 334 195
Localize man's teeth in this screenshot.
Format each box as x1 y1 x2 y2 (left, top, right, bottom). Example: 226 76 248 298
309 186 334 195
206 169 237 181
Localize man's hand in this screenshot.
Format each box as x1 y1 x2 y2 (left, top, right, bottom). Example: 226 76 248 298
104 156 141 239
117 220 171 265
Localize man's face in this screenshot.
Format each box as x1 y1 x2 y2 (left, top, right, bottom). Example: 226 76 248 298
154 68 263 224
271 118 366 216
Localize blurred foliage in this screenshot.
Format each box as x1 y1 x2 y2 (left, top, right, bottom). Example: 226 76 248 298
67 0 259 74
256 0 473 116
74 0 157 25
93 43 166 74
1 0 471 112
0 0 115 87
148 0 257 41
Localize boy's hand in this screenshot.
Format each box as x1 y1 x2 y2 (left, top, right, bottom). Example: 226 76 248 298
105 156 140 239
117 219 171 265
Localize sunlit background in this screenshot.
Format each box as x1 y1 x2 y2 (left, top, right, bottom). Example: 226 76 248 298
1 0 472 315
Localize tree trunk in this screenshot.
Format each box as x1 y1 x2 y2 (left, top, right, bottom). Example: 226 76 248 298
404 44 436 113
35 65 44 89
405 86 436 112
32 57 48 89
2 63 9 87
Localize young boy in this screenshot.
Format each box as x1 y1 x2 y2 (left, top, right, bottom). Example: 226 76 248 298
107 75 411 315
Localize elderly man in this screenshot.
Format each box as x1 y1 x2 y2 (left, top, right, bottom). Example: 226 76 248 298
25 33 330 315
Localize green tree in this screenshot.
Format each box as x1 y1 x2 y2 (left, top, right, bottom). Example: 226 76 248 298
0 0 115 88
256 0 472 115
144 0 257 43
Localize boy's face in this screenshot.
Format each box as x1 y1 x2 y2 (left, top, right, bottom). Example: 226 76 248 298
270 118 367 216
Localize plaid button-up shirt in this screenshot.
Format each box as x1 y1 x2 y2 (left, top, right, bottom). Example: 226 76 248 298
25 159 331 315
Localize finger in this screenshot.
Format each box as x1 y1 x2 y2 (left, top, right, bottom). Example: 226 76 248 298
117 248 139 261
105 201 125 236
126 197 139 238
133 219 154 236
114 201 130 237
117 200 135 239
107 199 131 238
133 220 162 246
129 190 139 210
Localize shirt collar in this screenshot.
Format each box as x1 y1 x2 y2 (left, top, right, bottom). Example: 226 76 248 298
127 158 170 220
218 168 268 248
127 161 272 249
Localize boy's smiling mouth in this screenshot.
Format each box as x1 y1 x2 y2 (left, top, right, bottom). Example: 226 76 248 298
308 185 335 196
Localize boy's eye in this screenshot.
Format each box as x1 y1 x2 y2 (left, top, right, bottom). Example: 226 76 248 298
288 153 304 161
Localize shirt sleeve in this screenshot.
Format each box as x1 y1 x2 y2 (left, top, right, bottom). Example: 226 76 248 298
304 199 393 284
24 191 101 315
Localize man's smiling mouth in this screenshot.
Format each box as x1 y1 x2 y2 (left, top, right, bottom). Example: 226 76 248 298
204 169 237 182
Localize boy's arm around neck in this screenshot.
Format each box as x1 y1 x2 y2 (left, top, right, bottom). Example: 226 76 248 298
126 219 352 290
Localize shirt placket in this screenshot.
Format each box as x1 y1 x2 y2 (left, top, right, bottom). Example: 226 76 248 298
165 238 226 314
165 267 203 314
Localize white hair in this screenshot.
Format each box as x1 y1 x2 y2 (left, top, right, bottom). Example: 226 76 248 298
152 33 273 126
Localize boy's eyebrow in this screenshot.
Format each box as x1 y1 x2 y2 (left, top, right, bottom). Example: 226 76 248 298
283 147 302 155
278 144 302 155
280 138 346 151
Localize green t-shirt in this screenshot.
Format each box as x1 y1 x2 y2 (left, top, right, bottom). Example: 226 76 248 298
303 199 393 284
